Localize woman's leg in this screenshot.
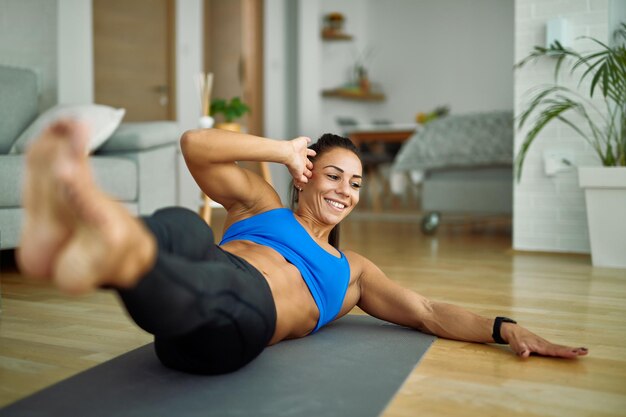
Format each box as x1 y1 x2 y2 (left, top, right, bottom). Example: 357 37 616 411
18 120 275 375
117 207 277 374
17 119 157 293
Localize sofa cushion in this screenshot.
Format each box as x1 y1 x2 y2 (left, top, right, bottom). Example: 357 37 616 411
91 156 138 201
0 155 27 206
0 208 24 250
10 104 126 154
0 155 138 207
98 121 180 153
0 66 39 154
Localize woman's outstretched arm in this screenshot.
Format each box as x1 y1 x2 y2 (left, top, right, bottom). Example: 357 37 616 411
348 252 588 359
180 129 314 212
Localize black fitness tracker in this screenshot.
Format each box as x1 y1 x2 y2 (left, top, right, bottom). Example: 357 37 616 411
492 316 517 344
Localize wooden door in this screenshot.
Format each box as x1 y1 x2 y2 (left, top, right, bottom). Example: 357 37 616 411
200 0 267 224
93 0 176 121
204 0 263 135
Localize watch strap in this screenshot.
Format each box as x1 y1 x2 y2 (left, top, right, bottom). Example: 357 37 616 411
492 316 516 344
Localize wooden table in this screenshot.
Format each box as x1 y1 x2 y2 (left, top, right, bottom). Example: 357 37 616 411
347 125 416 148
346 125 417 211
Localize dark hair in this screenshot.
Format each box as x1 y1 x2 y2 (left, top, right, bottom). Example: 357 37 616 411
289 133 360 249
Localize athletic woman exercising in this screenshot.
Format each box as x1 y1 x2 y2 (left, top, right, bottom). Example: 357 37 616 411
17 120 588 375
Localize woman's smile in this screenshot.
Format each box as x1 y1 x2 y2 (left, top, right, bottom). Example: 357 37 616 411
324 198 347 211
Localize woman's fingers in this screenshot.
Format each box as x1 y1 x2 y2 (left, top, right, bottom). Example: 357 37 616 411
574 347 589 356
520 341 588 359
511 340 530 358
508 326 588 359
540 344 588 358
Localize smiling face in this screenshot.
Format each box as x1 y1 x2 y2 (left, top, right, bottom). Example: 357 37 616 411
297 147 362 225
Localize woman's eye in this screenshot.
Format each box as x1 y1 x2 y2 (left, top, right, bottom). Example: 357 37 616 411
351 182 362 189
327 174 339 180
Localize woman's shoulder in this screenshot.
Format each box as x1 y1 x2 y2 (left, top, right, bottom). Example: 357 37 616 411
343 249 360 259
343 250 388 286
343 250 376 273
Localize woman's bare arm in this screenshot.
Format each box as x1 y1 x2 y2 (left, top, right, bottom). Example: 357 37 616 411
351 252 588 359
180 129 313 212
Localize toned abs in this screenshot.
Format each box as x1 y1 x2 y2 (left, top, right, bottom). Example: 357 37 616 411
220 240 320 344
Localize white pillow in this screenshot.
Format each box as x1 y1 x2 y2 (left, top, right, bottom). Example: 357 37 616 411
9 104 126 154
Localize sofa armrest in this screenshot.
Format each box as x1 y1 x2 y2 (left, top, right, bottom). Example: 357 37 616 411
0 66 39 154
97 121 181 153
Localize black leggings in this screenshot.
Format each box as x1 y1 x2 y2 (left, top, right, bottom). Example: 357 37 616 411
117 207 277 375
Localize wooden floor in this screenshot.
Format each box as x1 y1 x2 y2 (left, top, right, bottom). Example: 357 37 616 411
1 211 625 416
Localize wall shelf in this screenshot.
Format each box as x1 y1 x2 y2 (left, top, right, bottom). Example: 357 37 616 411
321 88 385 102
321 30 353 41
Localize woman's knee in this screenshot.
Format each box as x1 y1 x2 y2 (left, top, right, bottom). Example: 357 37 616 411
153 322 264 375
152 207 208 234
152 206 196 219
143 206 215 257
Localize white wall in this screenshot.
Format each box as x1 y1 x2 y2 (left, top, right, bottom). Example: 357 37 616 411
264 0 288 142
513 0 612 253
57 0 93 104
174 0 205 211
264 0 293 204
610 0 626 37
175 0 204 133
367 0 514 121
0 0 58 111
310 0 514 135
0 0 95 107
297 0 324 139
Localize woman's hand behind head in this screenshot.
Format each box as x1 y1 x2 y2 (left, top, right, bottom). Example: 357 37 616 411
287 137 316 186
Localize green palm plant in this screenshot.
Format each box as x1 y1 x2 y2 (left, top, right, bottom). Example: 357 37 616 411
515 23 626 181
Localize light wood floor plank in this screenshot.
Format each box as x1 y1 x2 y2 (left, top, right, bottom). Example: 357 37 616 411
1 213 625 416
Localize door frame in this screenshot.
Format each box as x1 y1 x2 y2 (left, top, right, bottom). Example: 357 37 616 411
166 0 177 121
241 0 263 136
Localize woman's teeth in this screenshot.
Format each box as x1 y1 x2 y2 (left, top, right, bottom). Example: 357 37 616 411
325 199 345 209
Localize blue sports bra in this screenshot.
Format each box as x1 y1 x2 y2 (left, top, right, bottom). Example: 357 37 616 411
220 208 350 332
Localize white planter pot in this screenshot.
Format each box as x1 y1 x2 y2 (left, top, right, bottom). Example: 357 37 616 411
578 167 626 269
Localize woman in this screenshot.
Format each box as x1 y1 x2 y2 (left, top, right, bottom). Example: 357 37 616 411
17 120 588 375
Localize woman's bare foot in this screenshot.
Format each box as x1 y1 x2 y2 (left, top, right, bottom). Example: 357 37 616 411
17 121 82 279
17 120 156 294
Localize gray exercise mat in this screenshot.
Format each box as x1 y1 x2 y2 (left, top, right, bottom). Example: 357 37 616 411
1 315 435 417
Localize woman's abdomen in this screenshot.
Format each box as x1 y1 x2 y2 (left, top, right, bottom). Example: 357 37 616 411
220 240 320 343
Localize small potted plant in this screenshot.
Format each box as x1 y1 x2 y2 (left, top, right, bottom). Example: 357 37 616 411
415 105 450 125
516 23 626 268
323 12 345 35
210 97 251 132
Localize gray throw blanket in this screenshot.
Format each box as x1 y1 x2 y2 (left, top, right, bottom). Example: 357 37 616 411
392 111 513 172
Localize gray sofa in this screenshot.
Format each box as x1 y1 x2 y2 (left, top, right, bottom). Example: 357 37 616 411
0 65 181 250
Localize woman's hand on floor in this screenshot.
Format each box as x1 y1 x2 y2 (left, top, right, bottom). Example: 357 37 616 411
501 323 588 359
